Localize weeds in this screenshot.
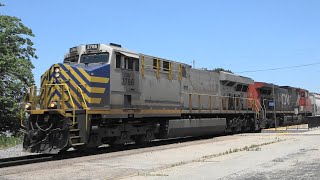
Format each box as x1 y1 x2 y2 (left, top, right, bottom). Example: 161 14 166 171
138 172 168 177
197 137 285 162
0 135 23 149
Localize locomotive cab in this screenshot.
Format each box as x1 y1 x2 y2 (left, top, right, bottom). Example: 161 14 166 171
22 43 114 153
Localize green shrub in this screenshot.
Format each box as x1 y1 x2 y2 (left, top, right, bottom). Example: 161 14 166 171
0 135 23 149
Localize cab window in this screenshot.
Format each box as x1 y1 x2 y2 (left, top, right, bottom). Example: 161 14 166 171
116 54 121 68
115 53 139 72
80 52 109 64
163 61 169 72
153 59 158 70
64 55 79 63
182 66 187 77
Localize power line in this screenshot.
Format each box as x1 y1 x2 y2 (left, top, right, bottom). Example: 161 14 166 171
235 62 320 73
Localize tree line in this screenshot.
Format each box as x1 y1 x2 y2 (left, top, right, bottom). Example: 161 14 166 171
0 3 37 134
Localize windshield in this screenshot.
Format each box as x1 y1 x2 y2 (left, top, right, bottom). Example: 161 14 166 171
64 55 79 63
80 52 109 64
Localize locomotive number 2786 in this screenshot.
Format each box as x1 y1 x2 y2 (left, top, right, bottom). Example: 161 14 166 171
122 77 134 86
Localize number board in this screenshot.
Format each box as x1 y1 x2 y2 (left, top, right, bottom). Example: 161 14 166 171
86 44 99 50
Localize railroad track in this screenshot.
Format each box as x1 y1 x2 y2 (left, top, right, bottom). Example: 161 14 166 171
0 154 54 168
0 135 221 169
2 126 308 169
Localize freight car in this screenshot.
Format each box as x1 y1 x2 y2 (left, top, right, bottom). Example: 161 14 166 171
21 43 315 154
310 93 320 116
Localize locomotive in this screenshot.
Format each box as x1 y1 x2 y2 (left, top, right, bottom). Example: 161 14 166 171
22 43 318 153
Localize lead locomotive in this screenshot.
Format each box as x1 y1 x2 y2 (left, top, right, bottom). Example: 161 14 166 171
22 43 318 153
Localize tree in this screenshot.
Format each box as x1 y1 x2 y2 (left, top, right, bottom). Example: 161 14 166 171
0 4 37 134
212 68 233 74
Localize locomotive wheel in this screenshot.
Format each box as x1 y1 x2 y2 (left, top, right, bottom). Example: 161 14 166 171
134 135 148 145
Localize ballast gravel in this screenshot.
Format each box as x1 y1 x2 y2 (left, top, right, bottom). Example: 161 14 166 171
0 144 36 159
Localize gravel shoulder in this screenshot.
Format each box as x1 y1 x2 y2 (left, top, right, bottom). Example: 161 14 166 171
1 129 320 180
0 144 36 159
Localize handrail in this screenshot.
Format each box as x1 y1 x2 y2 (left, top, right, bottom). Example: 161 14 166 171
178 64 182 81
168 62 172 80
22 83 89 130
75 84 89 130
20 85 37 128
75 85 88 109
62 84 76 127
184 92 262 117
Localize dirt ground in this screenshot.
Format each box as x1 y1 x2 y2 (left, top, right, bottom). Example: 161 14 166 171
1 127 320 180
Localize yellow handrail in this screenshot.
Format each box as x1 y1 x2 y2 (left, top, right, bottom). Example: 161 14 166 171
185 92 262 115
23 83 90 129
178 64 182 81
76 85 88 109
20 85 36 128
76 85 89 130
168 62 172 80
62 84 76 127
44 83 76 126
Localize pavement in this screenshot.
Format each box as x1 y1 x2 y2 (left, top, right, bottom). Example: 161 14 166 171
1 127 320 180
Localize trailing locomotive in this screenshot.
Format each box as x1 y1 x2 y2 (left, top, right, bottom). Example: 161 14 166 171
22 43 317 153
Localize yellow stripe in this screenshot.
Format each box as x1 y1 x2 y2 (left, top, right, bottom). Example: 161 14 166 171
61 67 105 93
60 69 102 104
77 67 109 83
89 87 106 93
45 68 82 106
48 85 80 109
45 77 81 109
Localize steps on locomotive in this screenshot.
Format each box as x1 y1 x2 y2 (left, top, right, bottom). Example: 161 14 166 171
69 126 83 146
64 110 85 147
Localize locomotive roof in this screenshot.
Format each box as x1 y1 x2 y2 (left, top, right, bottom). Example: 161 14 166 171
219 71 254 85
102 43 190 67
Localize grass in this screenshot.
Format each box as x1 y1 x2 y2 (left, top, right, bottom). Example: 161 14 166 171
197 137 284 162
136 137 285 176
0 135 23 149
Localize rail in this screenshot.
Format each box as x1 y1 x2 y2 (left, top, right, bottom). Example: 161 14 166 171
0 154 54 168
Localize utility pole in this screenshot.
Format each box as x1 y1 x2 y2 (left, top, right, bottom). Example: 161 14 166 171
193 60 195 68
273 84 276 130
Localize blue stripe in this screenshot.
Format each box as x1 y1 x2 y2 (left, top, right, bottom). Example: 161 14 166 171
59 64 107 88
59 64 107 98
57 73 91 107
47 88 81 109
71 65 108 88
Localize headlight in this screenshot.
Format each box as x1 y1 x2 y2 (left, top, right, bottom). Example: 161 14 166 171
55 73 60 78
54 67 60 73
25 103 31 110
49 101 58 109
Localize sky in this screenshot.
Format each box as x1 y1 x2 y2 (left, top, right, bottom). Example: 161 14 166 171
2 0 320 92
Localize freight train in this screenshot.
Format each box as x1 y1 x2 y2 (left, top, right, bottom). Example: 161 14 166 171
22 43 319 153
